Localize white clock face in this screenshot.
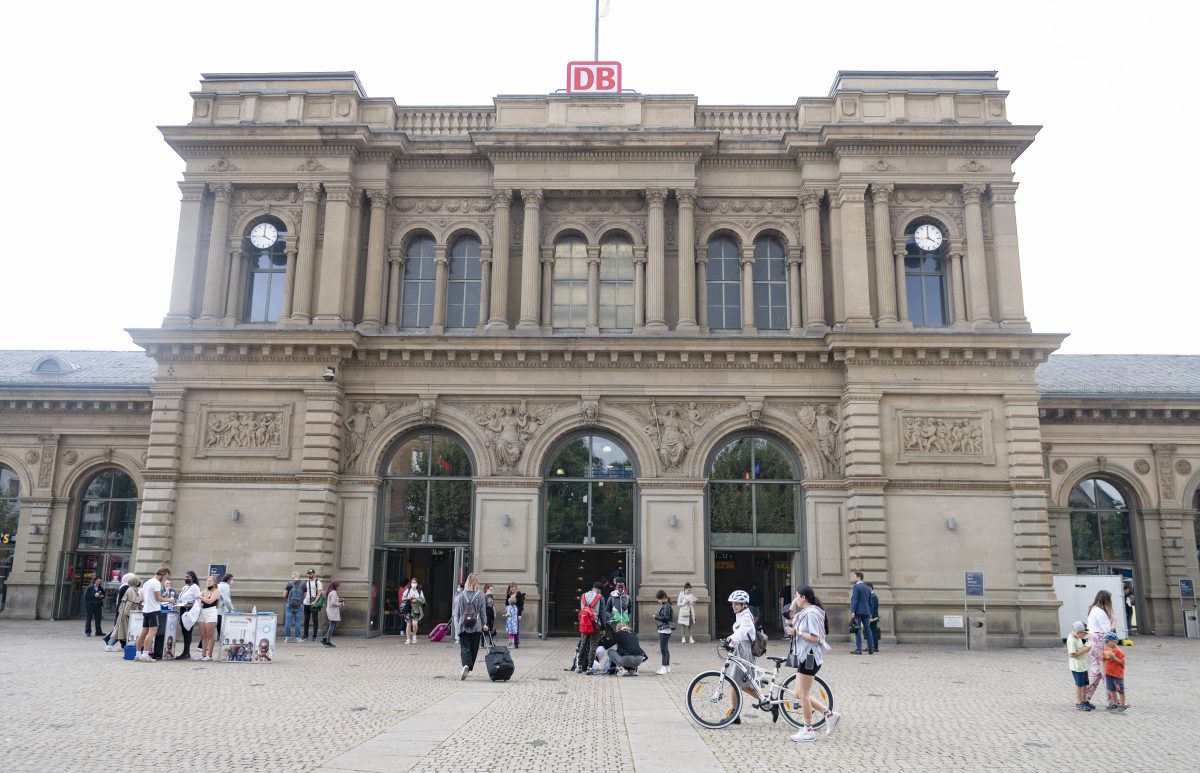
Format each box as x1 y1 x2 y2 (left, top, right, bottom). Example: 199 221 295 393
249 222 279 249
913 224 943 251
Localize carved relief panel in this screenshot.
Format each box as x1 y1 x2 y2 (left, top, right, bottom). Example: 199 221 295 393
896 409 994 465
609 400 738 473
194 403 293 459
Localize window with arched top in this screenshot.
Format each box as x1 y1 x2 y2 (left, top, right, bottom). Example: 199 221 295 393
551 235 588 330
0 465 20 609
707 435 803 547
599 235 634 332
752 235 787 330
401 235 437 329
1068 477 1134 568
904 220 949 327
243 217 289 323
76 469 138 551
546 434 636 545
380 431 473 544
446 235 482 329
706 236 741 330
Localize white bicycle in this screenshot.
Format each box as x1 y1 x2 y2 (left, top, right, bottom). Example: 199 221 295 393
685 644 834 730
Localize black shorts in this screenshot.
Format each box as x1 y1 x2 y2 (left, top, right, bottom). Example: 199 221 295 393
797 660 822 676
142 611 160 628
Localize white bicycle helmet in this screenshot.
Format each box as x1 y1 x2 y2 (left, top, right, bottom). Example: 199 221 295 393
727 589 750 604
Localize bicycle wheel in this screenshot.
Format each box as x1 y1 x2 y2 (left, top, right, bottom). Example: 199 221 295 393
686 670 742 728
778 672 833 729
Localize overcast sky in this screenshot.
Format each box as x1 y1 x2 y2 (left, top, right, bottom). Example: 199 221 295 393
2 1 1194 354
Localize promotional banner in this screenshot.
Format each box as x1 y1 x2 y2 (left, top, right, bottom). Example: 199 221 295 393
219 613 276 663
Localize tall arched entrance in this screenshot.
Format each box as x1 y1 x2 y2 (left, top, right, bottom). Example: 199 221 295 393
706 434 805 638
54 468 139 619
1067 475 1141 632
540 433 637 636
368 430 474 635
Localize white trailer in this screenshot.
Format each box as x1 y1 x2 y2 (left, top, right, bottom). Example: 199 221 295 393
1052 574 1128 640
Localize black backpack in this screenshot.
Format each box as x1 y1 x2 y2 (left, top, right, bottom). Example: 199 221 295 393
462 591 479 628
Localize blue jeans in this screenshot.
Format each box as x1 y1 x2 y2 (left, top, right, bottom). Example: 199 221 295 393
854 613 876 652
284 606 302 639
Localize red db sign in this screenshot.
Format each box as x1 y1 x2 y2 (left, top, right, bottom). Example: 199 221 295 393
567 61 622 93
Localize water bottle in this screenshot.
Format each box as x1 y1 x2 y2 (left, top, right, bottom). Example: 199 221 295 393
252 606 257 614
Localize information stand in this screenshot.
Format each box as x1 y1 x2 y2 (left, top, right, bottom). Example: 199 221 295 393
964 571 986 650
1181 579 1198 638
126 610 179 659
218 612 277 662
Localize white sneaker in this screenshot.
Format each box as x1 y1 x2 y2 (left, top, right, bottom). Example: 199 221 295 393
105 644 116 652
461 665 469 680
689 637 696 644
824 711 842 736
790 727 817 743
656 666 668 675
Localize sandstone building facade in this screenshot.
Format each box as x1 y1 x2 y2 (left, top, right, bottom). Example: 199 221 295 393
2 71 1197 643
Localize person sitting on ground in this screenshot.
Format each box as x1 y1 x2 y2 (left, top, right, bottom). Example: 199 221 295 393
609 623 648 676
590 631 618 675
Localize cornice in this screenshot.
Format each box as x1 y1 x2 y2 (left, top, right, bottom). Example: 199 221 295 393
885 479 1049 493
1038 406 1200 426
0 398 153 416
832 144 1024 158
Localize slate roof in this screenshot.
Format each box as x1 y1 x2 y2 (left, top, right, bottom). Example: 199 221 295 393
1035 354 1200 398
0 350 155 389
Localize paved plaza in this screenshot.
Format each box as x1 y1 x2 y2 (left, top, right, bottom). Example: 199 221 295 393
1 620 1196 772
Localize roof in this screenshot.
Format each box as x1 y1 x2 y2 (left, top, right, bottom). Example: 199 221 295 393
1036 355 1200 399
0 350 155 389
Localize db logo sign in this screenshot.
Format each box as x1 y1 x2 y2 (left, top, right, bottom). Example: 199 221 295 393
567 61 622 93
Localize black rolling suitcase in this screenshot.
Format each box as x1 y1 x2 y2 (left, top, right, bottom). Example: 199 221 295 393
485 632 515 682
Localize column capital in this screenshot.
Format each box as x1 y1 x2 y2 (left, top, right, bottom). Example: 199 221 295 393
695 246 708 264
675 188 696 207
480 246 493 264
645 188 668 207
949 237 966 256
799 188 823 210
633 247 647 265
179 181 207 201
739 246 756 266
586 247 601 265
989 182 1019 203
208 182 234 202
492 189 513 208
870 182 894 203
286 246 299 258
324 183 358 202
893 248 907 260
298 182 321 202
961 183 986 204
434 245 448 264
540 247 555 265
521 189 543 207
786 245 803 266
367 188 391 208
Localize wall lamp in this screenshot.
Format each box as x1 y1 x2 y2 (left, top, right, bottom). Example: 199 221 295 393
500 513 511 527
945 517 957 531
668 514 678 528
231 509 240 522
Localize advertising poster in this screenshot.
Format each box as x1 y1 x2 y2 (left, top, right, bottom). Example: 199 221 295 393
219 613 275 663
253 613 277 663
127 610 143 645
160 611 178 660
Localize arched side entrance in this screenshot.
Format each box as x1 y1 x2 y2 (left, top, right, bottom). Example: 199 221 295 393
540 432 638 636
53 468 139 619
706 433 805 638
1066 476 1140 633
0 465 21 613
368 429 474 635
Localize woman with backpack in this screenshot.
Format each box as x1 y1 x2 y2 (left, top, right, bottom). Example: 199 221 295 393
785 587 841 743
452 573 489 679
654 590 674 675
402 579 425 645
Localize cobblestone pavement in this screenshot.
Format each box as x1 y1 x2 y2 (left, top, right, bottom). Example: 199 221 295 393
2 621 1197 772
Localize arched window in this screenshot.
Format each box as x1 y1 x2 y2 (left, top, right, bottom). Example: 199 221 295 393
752 235 787 330
0 466 20 611
904 220 949 327
551 235 588 331
381 431 473 543
599 235 634 332
1068 477 1134 570
401 235 437 329
706 236 741 330
546 434 635 545
708 435 802 547
76 469 139 551
446 235 482 329
243 217 289 323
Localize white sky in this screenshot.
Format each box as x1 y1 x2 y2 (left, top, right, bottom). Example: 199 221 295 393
1 0 1194 353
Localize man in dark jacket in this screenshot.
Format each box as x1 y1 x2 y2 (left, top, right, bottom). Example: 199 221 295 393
610 623 648 675
867 582 881 653
849 571 875 654
606 578 632 634
83 577 106 637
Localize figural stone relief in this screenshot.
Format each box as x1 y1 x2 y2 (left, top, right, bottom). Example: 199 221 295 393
472 400 556 472
195 404 292 459
896 410 994 465
611 400 737 473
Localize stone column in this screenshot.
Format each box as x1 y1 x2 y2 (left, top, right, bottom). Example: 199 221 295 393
892 242 910 324
800 189 827 331
539 248 555 329
962 183 993 327
739 245 757 334
837 184 874 328
340 193 364 324
430 244 449 334
290 182 321 324
164 182 208 327
486 190 512 331
478 247 492 329
633 248 647 332
948 241 969 327
989 183 1031 330
359 188 390 332
314 183 355 327
385 248 403 332
586 246 601 335
675 189 698 332
516 189 543 331
786 247 803 334
198 182 234 323
694 246 708 331
645 188 668 331
871 183 899 325
223 248 244 325
829 196 845 325
278 246 298 325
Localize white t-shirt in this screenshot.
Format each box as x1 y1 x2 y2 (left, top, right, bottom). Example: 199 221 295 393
142 578 163 612
1087 606 1113 635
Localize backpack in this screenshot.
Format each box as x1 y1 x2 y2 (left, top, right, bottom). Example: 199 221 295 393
462 591 479 629
286 582 304 609
578 594 601 634
751 627 769 657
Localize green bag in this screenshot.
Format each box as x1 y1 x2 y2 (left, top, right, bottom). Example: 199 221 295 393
313 595 326 611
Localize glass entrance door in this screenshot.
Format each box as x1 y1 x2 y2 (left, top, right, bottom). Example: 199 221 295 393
541 548 630 636
712 550 795 638
368 546 463 635
54 551 128 619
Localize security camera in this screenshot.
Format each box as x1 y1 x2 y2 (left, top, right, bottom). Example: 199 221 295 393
322 366 336 382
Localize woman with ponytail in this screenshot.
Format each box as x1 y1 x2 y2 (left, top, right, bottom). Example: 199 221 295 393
785 587 842 743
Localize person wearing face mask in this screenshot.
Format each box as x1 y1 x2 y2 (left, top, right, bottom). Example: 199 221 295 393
402 578 426 645
198 575 221 661
175 571 201 660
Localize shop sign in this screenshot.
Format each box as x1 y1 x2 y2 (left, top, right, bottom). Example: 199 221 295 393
567 61 622 93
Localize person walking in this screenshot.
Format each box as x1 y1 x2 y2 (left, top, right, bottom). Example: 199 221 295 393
321 581 345 647
785 587 841 743
452 573 488 679
175 571 201 660
576 581 607 673
283 573 305 643
653 590 674 675
216 572 234 639
135 567 171 662
724 589 758 722
198 575 221 661
866 582 881 653
848 571 875 655
302 569 324 642
676 583 697 644
505 582 525 648
105 573 134 649
1123 583 1136 635
1084 590 1115 705
107 575 141 653
402 578 426 644
451 581 464 644
83 577 106 638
